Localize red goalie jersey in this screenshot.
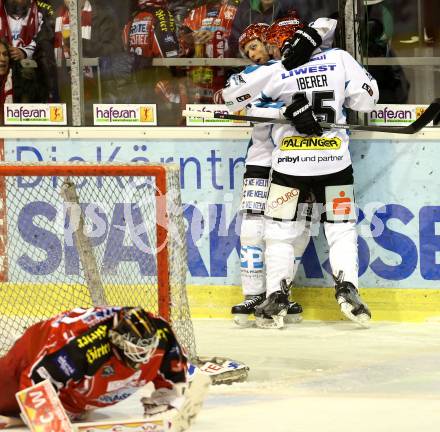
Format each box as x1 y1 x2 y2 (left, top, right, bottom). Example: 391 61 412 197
0 307 187 418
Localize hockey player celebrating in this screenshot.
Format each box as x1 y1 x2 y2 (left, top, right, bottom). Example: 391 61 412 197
0 307 188 423
228 17 336 329
231 19 308 328
224 16 377 327
258 23 377 328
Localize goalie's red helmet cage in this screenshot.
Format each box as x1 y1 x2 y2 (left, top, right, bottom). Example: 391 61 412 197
238 23 270 52
265 14 305 50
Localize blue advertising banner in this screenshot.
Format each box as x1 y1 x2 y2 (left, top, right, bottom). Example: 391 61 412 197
5 137 440 289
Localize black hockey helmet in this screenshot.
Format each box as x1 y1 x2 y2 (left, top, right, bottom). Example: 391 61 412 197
109 307 159 369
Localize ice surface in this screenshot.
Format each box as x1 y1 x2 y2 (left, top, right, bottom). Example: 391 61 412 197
6 319 440 431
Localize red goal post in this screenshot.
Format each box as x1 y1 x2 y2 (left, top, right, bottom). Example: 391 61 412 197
0 162 196 359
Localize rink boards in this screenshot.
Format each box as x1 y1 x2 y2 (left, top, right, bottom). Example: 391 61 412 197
1 129 440 322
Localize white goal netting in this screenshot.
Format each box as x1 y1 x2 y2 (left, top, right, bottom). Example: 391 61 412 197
0 162 196 360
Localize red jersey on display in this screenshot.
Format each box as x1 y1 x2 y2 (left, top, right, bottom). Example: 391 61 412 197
182 2 237 103
123 8 179 58
182 3 236 58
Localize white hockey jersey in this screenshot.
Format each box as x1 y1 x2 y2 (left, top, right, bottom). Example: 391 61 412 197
223 18 378 176
228 18 339 168
224 52 378 176
262 48 378 176
244 90 281 167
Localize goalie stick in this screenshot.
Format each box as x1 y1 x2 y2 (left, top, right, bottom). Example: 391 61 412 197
182 98 440 134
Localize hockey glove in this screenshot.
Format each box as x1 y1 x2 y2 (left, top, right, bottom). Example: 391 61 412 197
141 385 186 416
281 26 322 70
284 94 323 136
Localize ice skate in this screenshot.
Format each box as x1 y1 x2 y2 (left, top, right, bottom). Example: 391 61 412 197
285 301 303 324
231 294 265 327
334 274 371 327
254 279 291 329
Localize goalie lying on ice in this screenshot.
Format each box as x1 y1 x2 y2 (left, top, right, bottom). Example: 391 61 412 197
0 307 189 421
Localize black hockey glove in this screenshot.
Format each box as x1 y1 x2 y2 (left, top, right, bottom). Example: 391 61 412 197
281 26 322 70
284 94 323 136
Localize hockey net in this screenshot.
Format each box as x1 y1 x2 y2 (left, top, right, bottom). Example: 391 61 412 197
0 162 196 360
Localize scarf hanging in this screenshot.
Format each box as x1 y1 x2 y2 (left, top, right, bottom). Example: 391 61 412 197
54 0 92 67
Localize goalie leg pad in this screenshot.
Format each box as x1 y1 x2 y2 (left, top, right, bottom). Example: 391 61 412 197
169 371 211 432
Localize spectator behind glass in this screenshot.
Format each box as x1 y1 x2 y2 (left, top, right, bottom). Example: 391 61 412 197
423 0 439 46
228 0 300 58
0 38 12 122
0 0 43 102
122 0 181 123
54 0 120 64
179 0 239 104
54 0 122 120
34 0 59 102
363 0 409 103
123 0 179 71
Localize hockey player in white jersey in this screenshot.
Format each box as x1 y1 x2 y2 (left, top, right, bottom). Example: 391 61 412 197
229 16 335 328
223 17 337 114
230 21 303 328
251 24 379 327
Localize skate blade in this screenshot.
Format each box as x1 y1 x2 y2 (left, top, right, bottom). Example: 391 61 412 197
255 316 276 329
340 302 371 328
285 313 303 324
255 310 287 329
255 316 287 329
233 314 253 328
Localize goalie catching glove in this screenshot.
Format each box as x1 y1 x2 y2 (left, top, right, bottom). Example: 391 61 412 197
283 93 323 136
141 384 186 416
281 26 322 70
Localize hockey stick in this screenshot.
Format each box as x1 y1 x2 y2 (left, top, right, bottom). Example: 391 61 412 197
183 99 440 134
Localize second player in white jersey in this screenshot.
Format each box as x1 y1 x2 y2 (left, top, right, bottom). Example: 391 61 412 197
229 16 336 328
226 20 378 327
253 46 378 327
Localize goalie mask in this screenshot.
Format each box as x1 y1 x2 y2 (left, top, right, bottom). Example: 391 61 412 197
265 13 304 52
109 308 159 369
